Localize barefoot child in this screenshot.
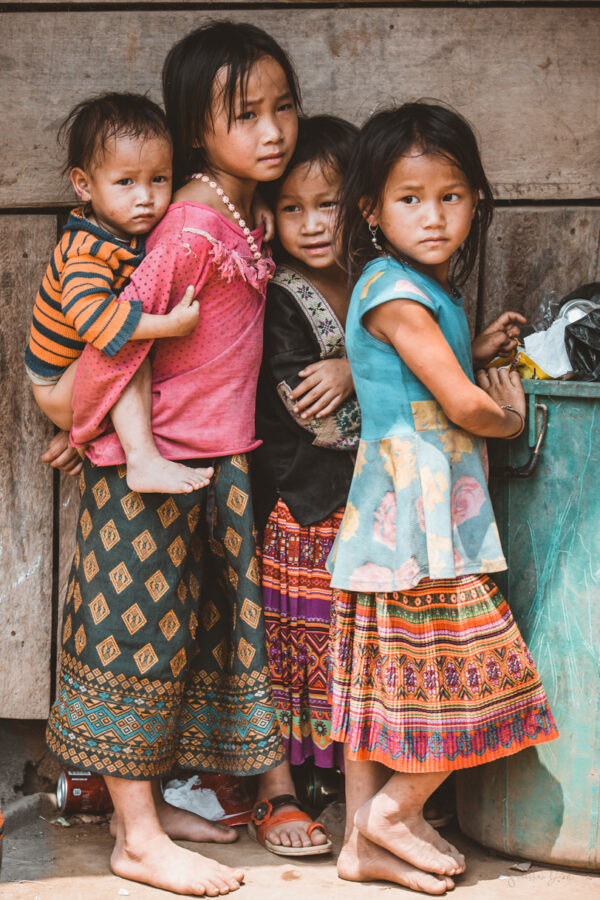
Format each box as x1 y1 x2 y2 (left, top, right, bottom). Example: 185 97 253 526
46 22 299 896
329 102 559 894
250 116 359 855
25 93 212 494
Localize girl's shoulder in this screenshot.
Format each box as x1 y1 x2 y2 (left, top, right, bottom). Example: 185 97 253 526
352 256 442 320
149 202 274 288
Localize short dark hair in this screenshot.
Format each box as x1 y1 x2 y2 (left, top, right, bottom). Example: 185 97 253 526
266 114 358 206
162 21 301 188
59 92 170 173
337 101 494 285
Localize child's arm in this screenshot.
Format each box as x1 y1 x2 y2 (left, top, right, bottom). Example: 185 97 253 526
128 284 199 340
290 358 354 419
366 299 525 439
61 255 199 357
263 286 360 448
471 311 526 369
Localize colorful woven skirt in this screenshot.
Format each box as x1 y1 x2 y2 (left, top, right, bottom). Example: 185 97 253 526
47 455 284 780
329 575 558 772
262 499 344 768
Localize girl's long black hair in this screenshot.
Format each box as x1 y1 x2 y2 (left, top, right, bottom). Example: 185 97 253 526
163 21 301 188
337 102 494 285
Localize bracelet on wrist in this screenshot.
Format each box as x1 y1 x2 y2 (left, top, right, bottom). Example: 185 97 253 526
501 404 525 438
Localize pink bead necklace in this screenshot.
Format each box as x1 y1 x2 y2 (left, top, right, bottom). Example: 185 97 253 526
189 173 262 261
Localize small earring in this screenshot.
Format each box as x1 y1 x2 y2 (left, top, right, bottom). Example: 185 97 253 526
368 222 383 251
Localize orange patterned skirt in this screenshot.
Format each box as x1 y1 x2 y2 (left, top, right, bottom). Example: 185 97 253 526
329 575 559 772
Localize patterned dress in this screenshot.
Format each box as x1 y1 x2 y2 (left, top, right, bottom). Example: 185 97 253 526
327 256 559 772
255 265 360 768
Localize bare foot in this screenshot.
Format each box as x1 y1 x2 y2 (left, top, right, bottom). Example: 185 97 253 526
111 800 238 844
257 762 327 849
355 793 465 876
338 829 453 895
125 451 213 494
111 830 244 896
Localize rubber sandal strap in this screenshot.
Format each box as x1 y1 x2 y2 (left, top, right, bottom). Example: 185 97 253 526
250 795 329 845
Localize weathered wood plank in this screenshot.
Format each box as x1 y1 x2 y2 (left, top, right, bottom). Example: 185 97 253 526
10 0 581 5
1 8 597 206
480 206 600 326
55 471 80 684
0 215 57 718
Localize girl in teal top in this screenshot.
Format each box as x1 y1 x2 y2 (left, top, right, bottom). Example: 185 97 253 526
328 102 559 895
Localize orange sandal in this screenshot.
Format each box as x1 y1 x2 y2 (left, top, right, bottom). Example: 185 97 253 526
247 794 332 856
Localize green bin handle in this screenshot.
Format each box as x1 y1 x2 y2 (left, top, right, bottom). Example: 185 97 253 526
502 401 548 479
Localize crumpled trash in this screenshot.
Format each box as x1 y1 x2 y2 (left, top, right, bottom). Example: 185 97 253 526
522 317 574 379
163 776 225 820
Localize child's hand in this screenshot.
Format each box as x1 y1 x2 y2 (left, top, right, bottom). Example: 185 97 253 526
163 285 200 337
291 358 354 419
476 366 526 421
252 194 275 242
472 311 526 369
41 430 84 476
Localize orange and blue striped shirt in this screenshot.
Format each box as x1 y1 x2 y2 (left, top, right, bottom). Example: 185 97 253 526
25 208 144 383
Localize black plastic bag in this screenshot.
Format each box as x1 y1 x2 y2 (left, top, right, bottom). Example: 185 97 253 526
565 310 600 381
563 283 600 381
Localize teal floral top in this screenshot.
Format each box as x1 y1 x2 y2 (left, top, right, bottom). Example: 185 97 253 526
327 256 506 592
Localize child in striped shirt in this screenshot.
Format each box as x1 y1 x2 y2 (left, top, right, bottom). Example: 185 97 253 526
26 92 212 493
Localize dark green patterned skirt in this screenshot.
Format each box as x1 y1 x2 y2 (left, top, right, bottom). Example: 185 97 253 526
47 454 284 779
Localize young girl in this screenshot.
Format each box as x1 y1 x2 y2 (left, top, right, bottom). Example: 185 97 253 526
46 22 299 897
250 116 359 855
328 102 559 895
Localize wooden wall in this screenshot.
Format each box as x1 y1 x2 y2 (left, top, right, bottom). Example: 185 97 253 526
1 1 598 717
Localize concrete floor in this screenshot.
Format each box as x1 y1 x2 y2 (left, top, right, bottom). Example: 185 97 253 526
2 800 600 900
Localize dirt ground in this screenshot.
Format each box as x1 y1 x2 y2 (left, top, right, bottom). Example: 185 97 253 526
2 800 600 900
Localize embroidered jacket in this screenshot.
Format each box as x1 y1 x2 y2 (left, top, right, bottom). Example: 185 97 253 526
254 264 359 528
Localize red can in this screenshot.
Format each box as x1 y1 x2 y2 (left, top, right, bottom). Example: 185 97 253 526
56 771 114 814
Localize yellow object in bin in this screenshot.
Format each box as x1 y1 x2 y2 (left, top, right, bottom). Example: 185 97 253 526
485 344 551 380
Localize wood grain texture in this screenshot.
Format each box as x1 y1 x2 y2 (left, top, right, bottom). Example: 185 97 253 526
1 8 597 206
55 472 80 684
0 215 57 718
10 0 580 5
481 207 600 325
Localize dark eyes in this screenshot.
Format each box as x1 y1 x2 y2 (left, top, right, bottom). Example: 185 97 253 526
400 193 462 204
153 175 169 184
116 178 133 186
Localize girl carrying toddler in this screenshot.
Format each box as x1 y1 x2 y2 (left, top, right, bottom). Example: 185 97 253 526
46 22 299 897
328 102 559 894
250 116 359 855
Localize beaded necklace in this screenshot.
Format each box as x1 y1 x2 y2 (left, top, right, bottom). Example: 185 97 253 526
189 173 262 261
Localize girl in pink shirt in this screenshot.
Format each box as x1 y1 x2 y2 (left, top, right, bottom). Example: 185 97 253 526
46 22 299 897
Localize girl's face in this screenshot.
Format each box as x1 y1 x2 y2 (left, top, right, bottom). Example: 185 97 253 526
368 149 478 283
202 56 298 184
275 161 342 271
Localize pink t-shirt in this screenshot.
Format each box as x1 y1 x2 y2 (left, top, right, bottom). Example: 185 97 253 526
71 202 274 465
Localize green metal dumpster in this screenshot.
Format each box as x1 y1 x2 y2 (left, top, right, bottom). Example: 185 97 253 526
456 380 600 869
